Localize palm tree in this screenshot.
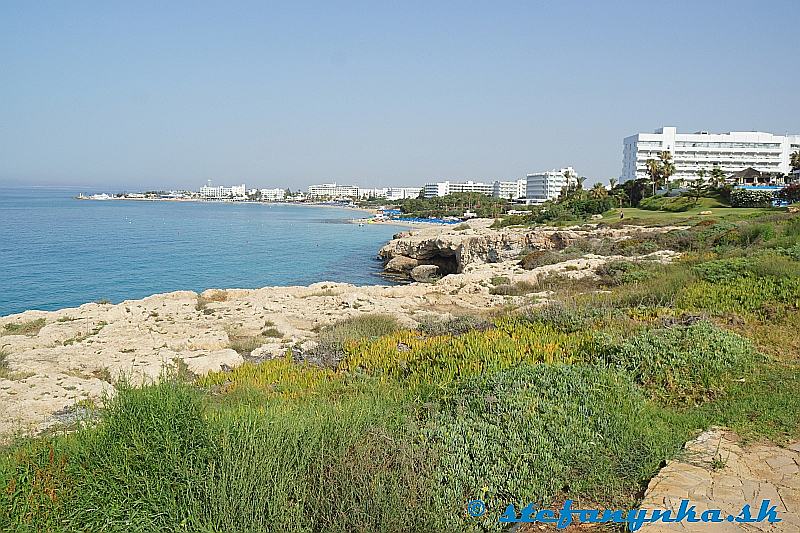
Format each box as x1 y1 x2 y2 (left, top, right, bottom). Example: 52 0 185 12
645 158 661 195
590 183 607 199
576 175 586 190
791 150 800 171
710 166 725 188
608 177 618 189
659 151 676 186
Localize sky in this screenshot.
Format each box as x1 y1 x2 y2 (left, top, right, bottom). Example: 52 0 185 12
1 1 798 190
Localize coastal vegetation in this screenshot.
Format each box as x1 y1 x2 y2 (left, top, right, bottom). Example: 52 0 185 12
397 192 509 219
2 318 46 336
2 212 800 531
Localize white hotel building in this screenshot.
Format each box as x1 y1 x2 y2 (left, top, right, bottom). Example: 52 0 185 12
622 127 800 182
525 167 578 204
423 180 526 199
307 183 360 198
423 180 494 198
199 183 246 199
492 179 527 200
257 188 286 201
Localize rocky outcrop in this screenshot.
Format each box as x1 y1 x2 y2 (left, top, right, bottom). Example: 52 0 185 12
378 218 685 280
410 264 440 283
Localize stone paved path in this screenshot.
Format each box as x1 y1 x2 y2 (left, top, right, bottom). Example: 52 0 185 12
639 428 800 532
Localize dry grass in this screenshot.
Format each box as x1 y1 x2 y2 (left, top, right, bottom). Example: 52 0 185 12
2 318 46 336
227 327 282 356
196 290 228 312
301 288 339 298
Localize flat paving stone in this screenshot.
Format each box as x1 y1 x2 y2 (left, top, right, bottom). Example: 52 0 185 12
639 428 800 532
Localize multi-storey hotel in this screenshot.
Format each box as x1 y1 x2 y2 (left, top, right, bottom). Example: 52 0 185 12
422 180 494 198
199 183 246 199
257 188 286 201
306 183 360 198
492 179 527 200
622 127 800 182
357 187 422 200
423 180 526 199
525 167 578 204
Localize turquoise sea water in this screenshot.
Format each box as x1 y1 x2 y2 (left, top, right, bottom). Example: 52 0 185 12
0 186 402 317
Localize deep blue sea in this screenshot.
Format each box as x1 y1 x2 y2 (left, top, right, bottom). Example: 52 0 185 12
0 186 403 317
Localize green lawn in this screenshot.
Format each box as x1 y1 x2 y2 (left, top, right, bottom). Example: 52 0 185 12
600 199 779 226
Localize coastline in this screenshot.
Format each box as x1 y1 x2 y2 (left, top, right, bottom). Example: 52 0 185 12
74 194 449 227
0 218 686 438
75 195 378 215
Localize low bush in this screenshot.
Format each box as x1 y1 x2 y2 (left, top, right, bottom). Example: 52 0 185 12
606 322 761 405
595 260 653 285
678 277 800 317
416 314 493 337
425 364 695 529
488 280 540 295
340 321 603 385
309 314 401 365
519 249 577 269
729 188 774 208
521 300 615 333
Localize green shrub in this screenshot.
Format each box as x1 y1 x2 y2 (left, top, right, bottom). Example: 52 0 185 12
602 264 695 308
738 222 775 245
519 249 576 269
425 364 693 529
416 314 493 337
606 322 761 405
678 277 800 316
778 243 800 261
310 314 401 365
729 188 774 208
521 300 616 333
595 260 652 285
488 280 540 295
692 257 755 283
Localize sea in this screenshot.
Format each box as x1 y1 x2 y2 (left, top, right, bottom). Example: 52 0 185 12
0 186 404 317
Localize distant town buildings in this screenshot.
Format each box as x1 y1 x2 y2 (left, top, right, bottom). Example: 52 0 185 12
199 183 246 199
622 127 800 182
525 167 578 204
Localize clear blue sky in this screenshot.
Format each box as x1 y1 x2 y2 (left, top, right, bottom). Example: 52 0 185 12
1 0 797 190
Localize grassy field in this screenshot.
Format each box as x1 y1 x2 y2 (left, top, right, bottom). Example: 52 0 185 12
599 197 776 226
2 211 800 531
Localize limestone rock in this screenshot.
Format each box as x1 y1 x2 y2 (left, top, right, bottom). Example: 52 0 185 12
384 254 419 273
410 264 440 282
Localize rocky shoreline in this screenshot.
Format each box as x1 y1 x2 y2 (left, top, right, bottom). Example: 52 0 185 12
0 219 680 438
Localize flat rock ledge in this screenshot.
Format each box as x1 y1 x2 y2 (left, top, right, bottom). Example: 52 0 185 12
639 428 800 532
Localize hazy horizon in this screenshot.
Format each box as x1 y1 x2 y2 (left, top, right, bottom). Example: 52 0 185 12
1 0 798 190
